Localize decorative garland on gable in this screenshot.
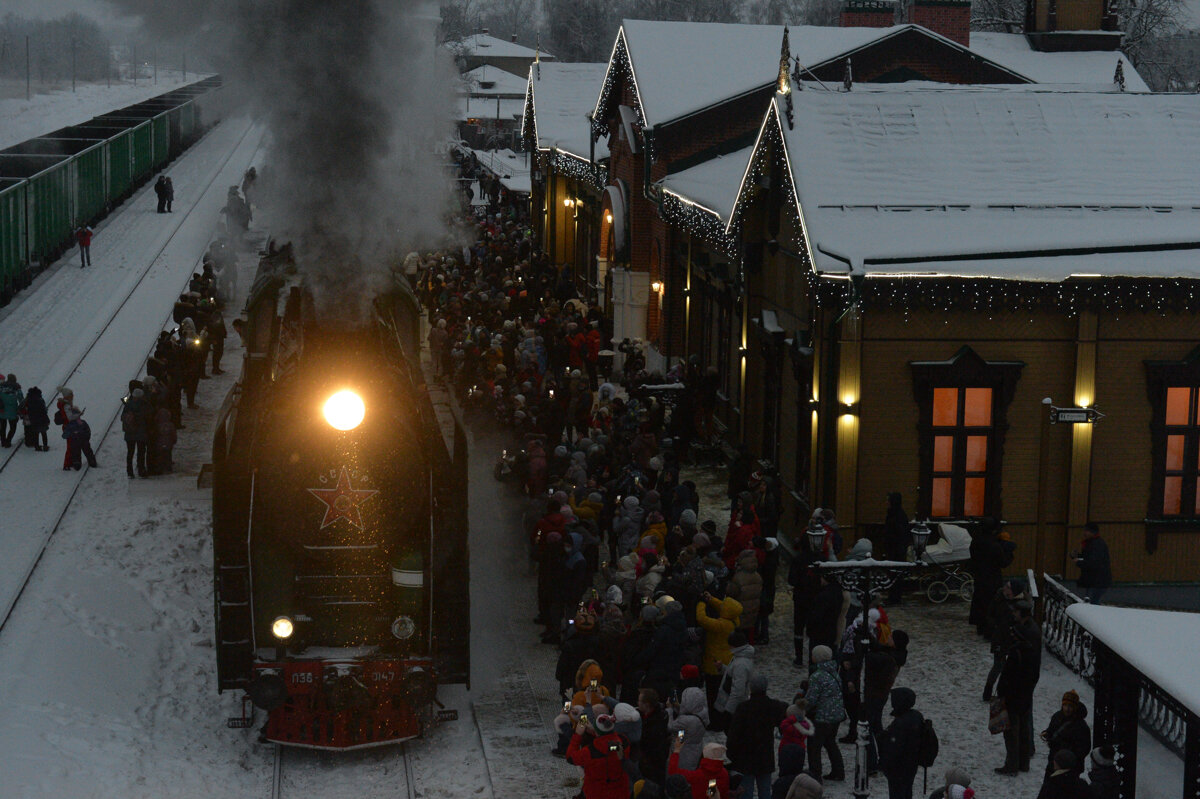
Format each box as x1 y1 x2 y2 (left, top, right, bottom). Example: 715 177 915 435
592 31 652 159
658 188 738 258
551 149 607 192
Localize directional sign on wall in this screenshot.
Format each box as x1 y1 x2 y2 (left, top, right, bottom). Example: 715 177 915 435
1050 406 1106 425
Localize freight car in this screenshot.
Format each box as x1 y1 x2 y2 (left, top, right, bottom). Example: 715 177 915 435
211 250 469 748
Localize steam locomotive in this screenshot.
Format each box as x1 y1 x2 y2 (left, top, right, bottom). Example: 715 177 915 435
211 249 469 749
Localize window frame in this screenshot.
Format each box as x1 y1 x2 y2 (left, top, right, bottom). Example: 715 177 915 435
911 347 1024 521
1145 346 1200 523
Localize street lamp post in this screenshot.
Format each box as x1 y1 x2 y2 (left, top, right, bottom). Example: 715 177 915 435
812 522 929 799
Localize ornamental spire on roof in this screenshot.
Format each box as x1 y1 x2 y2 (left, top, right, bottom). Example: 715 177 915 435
778 26 795 129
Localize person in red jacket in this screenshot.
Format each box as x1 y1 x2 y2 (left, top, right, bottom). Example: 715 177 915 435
722 493 761 570
668 739 731 799
566 713 630 799
74 225 93 268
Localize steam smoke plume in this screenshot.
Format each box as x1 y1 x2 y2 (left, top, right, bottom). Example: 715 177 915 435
112 0 458 316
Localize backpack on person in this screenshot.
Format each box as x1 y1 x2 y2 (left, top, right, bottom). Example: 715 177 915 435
917 717 939 792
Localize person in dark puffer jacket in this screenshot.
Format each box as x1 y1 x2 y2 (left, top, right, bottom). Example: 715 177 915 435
879 687 923 799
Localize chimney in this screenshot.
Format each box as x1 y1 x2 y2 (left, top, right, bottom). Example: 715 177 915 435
906 0 971 46
511 34 518 43
840 0 897 28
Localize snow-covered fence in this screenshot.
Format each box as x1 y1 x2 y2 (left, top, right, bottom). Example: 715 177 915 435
1042 574 1095 679
1044 574 1188 759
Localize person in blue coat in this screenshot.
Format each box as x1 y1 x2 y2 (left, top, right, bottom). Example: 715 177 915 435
0 373 24 447
1072 523 1112 605
62 407 97 470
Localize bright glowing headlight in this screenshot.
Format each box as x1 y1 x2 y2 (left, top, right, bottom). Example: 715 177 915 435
323 389 365 431
271 616 295 640
391 616 416 640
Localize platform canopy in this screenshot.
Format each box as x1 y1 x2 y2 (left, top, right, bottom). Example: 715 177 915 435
1067 604 1200 718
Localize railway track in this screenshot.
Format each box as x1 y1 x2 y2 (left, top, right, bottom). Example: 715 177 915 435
270 741 418 799
0 123 264 636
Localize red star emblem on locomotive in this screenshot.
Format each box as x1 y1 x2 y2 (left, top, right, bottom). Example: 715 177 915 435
307 467 379 529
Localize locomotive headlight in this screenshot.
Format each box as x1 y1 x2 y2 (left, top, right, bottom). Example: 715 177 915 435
391 616 416 640
323 389 365 431
271 616 295 640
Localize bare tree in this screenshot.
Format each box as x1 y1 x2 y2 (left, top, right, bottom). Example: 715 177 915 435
440 0 483 42
480 0 538 44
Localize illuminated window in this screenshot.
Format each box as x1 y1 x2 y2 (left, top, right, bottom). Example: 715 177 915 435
929 387 993 517
1146 348 1200 522
912 347 1024 520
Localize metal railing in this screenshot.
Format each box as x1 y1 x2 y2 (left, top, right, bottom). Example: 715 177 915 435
1041 574 1185 757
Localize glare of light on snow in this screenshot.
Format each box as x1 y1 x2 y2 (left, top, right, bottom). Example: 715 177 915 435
322 390 365 431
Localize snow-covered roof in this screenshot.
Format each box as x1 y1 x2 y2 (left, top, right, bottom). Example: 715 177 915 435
455 96 525 123
657 146 755 222
971 32 1149 91
1067 604 1200 718
468 147 532 194
755 89 1200 281
525 62 609 161
462 65 529 97
611 20 929 128
449 33 552 61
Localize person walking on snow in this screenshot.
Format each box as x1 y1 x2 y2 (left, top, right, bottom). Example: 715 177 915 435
155 175 168 213
164 177 174 212
1071 522 1112 605
75 224 93 267
121 387 152 478
726 673 788 799
878 687 924 799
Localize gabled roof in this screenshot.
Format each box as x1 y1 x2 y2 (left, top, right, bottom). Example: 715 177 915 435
449 33 553 61
462 65 530 97
658 146 755 223
593 20 1039 130
731 89 1200 281
523 62 610 162
454 96 525 123
971 33 1149 91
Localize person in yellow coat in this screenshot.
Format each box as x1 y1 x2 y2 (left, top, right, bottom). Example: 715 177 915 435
697 592 742 713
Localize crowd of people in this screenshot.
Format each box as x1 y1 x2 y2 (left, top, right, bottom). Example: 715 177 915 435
416 181 1126 799
0 238 235 477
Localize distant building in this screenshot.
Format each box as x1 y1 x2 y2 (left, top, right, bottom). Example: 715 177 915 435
448 32 555 78
455 65 529 149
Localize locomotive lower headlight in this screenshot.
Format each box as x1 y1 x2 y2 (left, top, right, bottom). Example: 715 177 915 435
272 616 295 640
323 389 365 431
391 616 416 640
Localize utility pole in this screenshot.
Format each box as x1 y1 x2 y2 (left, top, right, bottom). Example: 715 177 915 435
72 38 76 92
25 35 30 101
106 40 111 87
182 52 186 81
132 44 136 85
153 47 157 84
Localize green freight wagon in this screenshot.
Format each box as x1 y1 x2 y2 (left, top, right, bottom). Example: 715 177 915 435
0 155 73 268
10 139 109 229
42 124 133 208
0 179 28 302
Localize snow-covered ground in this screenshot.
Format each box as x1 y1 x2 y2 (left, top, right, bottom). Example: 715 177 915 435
0 105 1186 798
0 76 208 150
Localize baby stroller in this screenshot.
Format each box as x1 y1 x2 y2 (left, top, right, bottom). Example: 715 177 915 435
912 522 975 603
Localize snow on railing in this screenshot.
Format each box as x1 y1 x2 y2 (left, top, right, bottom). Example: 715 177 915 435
1042 574 1186 757
1041 574 1095 679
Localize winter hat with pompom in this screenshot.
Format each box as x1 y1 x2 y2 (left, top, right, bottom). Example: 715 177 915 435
679 509 697 527
702 742 726 761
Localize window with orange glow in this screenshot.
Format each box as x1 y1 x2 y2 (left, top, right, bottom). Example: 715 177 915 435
1160 386 1200 517
929 387 994 518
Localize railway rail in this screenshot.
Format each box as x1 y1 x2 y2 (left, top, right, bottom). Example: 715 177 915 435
270 741 418 799
0 123 263 636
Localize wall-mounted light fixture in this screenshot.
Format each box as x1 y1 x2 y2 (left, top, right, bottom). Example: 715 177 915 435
605 211 614 224
650 280 663 294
